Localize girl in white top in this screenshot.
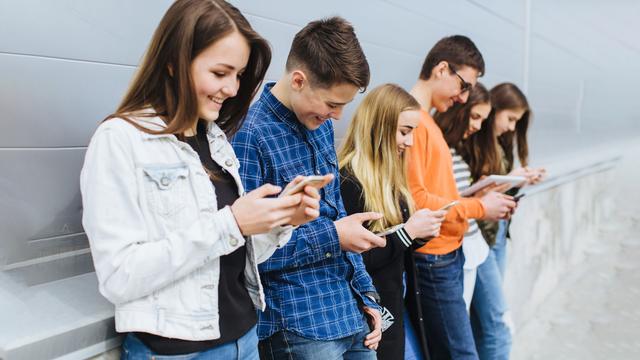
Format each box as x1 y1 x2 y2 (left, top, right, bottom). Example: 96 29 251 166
80 0 325 358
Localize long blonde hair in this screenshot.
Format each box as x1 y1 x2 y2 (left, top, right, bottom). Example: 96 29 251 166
338 84 419 232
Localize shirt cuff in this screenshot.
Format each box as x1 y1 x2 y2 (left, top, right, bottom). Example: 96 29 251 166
362 293 382 311
395 226 414 248
212 206 246 254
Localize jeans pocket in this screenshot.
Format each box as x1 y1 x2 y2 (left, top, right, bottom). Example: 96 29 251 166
415 249 459 269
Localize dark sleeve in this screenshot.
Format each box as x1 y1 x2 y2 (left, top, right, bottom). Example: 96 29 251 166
339 170 412 273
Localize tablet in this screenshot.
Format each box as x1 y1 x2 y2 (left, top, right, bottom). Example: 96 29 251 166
459 175 527 197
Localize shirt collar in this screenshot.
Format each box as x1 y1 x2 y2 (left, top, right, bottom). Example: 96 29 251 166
260 82 307 135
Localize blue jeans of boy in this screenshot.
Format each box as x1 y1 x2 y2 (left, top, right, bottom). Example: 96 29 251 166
120 325 259 360
414 248 478 360
258 318 375 360
470 222 512 360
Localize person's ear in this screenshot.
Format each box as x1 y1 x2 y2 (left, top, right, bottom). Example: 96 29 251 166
433 61 449 79
290 70 307 92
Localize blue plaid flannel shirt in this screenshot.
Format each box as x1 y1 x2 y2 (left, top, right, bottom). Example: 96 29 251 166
231 83 379 340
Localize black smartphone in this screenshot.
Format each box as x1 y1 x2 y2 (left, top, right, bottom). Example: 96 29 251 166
513 193 526 202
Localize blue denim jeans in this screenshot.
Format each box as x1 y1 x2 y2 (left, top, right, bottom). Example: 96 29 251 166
258 319 375 360
470 240 512 360
403 308 425 360
120 325 259 360
414 248 478 360
493 220 509 278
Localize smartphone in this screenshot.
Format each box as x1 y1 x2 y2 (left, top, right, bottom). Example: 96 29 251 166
279 175 327 197
437 200 459 212
375 224 404 237
513 193 526 202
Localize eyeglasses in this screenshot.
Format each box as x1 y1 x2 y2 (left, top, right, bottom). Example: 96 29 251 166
449 65 473 93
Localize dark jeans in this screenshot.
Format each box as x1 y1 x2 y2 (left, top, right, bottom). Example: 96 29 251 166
258 319 375 360
414 248 479 360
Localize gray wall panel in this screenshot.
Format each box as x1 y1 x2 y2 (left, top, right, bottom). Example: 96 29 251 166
0 53 134 147
0 0 171 65
0 148 87 268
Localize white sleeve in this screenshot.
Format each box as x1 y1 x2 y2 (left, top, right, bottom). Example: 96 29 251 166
80 126 245 305
251 225 294 264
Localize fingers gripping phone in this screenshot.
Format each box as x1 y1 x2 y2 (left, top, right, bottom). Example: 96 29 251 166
279 175 327 197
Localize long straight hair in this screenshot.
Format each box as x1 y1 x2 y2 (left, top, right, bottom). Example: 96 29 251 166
434 82 490 152
338 84 419 232
494 83 530 169
107 0 271 138
464 83 530 180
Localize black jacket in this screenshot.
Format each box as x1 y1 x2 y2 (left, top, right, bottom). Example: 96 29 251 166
339 169 430 359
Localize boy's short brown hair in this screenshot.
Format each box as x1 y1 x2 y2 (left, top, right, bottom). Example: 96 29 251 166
286 17 370 91
419 35 485 80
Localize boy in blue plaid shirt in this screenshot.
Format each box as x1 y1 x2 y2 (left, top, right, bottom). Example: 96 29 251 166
232 17 386 360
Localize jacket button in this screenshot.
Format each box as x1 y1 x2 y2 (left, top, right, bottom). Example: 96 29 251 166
230 238 239 246
325 252 332 258
160 176 170 186
225 159 234 167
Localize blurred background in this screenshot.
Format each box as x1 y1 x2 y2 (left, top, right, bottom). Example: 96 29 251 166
1 1 639 359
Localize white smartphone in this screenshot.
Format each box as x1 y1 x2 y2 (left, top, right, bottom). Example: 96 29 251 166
375 224 404 237
437 200 459 212
279 175 327 197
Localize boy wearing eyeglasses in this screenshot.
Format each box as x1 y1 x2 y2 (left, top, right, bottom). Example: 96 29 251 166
404 35 516 359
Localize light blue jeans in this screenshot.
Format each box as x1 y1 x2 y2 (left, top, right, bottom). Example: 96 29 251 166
403 308 425 360
470 220 511 360
493 220 508 277
121 325 259 360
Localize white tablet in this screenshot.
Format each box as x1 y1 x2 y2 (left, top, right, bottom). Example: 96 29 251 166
459 175 527 197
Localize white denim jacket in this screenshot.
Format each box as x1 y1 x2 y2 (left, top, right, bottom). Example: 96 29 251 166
80 115 292 341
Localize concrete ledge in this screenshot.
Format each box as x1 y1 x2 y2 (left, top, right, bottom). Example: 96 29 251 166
0 273 118 360
504 139 635 331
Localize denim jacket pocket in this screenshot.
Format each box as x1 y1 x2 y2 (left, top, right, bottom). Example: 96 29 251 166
142 164 190 218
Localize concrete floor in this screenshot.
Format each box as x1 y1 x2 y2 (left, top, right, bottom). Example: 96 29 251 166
512 213 640 360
